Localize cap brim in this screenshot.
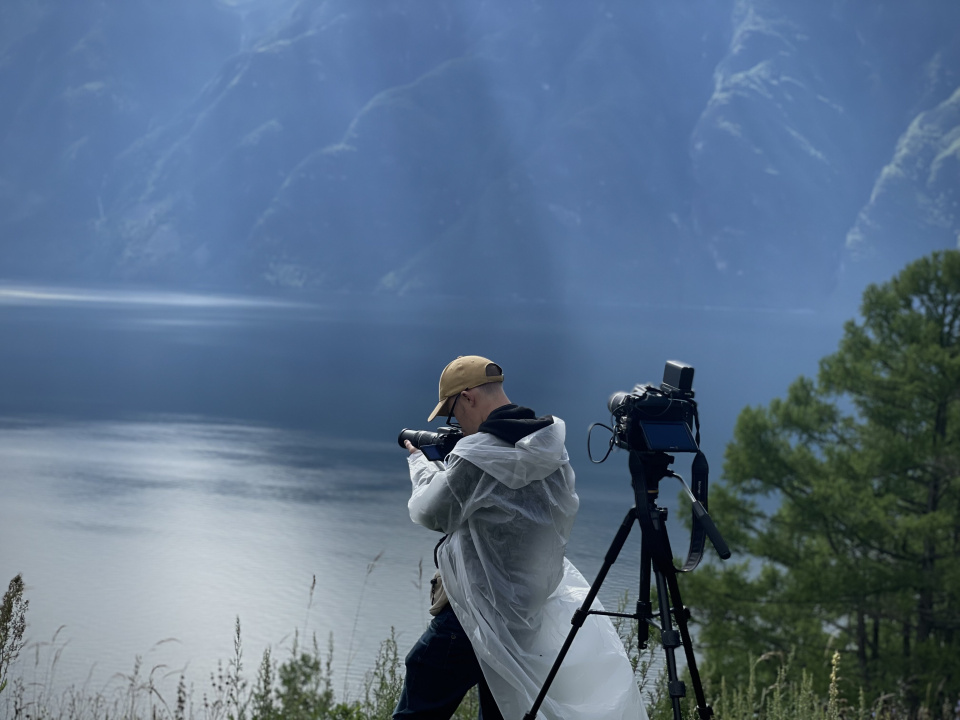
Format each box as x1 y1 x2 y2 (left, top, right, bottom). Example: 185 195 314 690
427 396 454 422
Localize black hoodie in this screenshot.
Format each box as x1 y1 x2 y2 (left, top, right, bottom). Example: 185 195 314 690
478 404 554 446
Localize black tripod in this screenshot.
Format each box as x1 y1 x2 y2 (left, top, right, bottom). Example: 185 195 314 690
523 450 730 720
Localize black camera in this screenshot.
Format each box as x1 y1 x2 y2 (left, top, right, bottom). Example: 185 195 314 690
607 360 700 453
398 426 463 462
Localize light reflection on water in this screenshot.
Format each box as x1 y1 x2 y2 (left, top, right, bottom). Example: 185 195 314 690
0 417 647 701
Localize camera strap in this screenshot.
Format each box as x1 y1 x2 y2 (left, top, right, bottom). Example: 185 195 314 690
433 534 447 569
679 450 709 573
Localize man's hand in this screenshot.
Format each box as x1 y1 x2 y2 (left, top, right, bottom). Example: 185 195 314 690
404 440 420 455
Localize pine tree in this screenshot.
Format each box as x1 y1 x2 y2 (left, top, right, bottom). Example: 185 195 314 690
685 251 960 716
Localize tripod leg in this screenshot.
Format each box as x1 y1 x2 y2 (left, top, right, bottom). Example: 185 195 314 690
637 529 651 652
642 500 712 720
629 450 717 720
522 506 637 720
653 564 685 720
664 571 713 720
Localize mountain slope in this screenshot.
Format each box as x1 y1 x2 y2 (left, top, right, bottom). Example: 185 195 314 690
0 0 957 307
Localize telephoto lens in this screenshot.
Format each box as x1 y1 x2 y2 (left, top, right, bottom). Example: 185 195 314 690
398 428 440 449
397 427 464 461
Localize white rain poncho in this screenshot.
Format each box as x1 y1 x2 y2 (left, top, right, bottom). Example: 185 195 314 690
407 417 647 720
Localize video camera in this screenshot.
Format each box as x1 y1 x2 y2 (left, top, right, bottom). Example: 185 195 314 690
606 360 700 455
397 426 463 462
592 359 725 573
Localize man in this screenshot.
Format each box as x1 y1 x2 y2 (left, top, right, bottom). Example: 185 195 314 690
394 356 646 720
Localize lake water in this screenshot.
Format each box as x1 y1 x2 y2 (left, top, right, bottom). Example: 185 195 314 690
0 286 853 705
0 416 648 703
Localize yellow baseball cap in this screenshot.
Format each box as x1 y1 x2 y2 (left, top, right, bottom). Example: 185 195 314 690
427 355 504 422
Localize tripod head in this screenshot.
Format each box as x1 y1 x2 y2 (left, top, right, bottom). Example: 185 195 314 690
627 448 730 570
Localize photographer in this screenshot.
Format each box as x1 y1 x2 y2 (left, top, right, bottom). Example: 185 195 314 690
394 356 645 720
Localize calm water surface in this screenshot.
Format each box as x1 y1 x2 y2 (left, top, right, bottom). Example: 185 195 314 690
0 416 647 700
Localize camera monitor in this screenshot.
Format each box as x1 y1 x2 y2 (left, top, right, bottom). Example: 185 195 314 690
636 420 699 453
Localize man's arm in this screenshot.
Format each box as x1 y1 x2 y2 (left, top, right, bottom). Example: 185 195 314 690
407 451 481 533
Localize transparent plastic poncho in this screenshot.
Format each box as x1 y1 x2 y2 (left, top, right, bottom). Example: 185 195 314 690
407 418 647 720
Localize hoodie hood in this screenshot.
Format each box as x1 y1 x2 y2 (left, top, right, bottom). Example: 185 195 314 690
478 404 554 445
452 415 569 489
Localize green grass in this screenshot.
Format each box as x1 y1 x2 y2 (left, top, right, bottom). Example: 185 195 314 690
2 576 955 720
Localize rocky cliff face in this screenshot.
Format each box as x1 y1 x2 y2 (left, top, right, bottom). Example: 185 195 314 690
1 0 957 307
691 0 960 303
0 0 242 275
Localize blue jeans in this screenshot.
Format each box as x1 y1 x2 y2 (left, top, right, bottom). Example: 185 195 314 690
393 607 504 720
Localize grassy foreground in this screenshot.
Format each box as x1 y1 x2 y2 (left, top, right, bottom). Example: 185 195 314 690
1 575 950 720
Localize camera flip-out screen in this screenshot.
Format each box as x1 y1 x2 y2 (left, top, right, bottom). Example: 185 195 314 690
421 445 446 462
638 420 699 453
